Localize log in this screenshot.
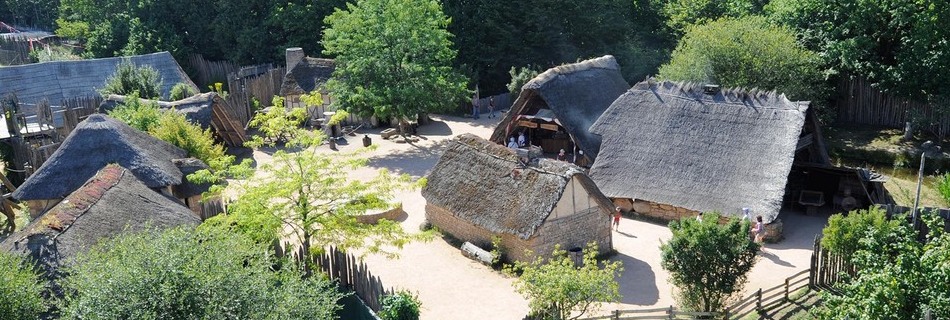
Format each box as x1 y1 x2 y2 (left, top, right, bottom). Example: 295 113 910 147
461 242 493 265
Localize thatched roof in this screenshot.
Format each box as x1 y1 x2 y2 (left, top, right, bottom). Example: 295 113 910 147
588 80 808 223
13 114 188 200
1 164 199 275
422 133 614 239
490 56 629 161
0 52 196 104
279 57 335 96
99 92 222 128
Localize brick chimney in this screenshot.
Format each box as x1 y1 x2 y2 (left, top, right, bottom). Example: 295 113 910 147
285 47 305 74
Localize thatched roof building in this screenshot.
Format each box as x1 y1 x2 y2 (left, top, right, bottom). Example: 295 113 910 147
489 56 629 166
589 80 822 223
99 92 221 128
423 133 613 262
13 114 187 203
0 52 196 104
279 48 335 97
1 164 200 276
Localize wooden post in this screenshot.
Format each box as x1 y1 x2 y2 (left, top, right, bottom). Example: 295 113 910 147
613 309 620 320
756 288 762 310
668 305 674 320
785 277 790 301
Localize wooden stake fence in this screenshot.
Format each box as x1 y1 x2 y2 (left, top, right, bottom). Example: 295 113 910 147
286 245 395 312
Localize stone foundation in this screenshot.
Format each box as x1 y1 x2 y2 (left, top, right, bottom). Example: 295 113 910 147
615 198 699 222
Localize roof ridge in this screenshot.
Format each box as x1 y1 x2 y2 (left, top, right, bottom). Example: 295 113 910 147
45 165 125 236
454 139 576 179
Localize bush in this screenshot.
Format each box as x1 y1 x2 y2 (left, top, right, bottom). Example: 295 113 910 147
936 173 950 206
59 228 344 319
821 207 902 259
100 60 162 99
106 91 163 132
149 111 227 170
169 82 197 101
507 66 539 96
379 291 422 320
0 251 45 320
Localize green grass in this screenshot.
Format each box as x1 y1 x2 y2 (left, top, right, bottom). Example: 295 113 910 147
744 287 821 320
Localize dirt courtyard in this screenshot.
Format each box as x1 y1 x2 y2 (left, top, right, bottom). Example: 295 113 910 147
267 114 829 320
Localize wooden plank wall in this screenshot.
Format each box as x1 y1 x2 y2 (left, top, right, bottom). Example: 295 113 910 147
836 75 950 137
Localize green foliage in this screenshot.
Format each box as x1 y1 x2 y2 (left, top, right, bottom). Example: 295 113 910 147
322 0 469 121
169 82 197 101
936 173 950 207
0 0 59 29
507 66 540 96
29 44 81 63
506 242 622 320
204 124 429 261
100 60 163 99
817 212 949 319
59 228 344 319
822 207 904 259
0 251 45 320
106 91 163 132
660 212 758 312
658 16 824 103
490 235 504 266
660 0 766 34
768 0 950 99
379 291 422 320
247 96 309 144
149 111 227 170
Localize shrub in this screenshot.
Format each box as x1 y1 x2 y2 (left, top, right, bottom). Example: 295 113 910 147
821 207 902 259
106 91 163 132
507 66 539 96
59 228 344 319
936 173 950 206
0 251 45 320
169 82 197 101
100 60 162 99
149 111 227 170
379 291 422 320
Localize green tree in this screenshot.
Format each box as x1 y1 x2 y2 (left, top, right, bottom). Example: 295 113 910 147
507 242 622 320
821 207 903 259
322 0 469 123
660 212 758 312
817 213 950 319
59 228 344 319
203 124 426 262
658 16 824 103
379 291 422 320
0 251 45 320
247 96 309 144
768 0 950 99
507 66 540 96
660 0 767 34
100 60 163 99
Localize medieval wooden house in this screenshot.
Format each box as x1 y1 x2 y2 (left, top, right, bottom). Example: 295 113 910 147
422 133 614 262
280 47 335 111
1 164 200 276
489 55 630 167
589 80 885 238
12 114 209 217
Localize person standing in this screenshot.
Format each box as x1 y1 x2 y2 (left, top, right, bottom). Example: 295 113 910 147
557 149 566 161
488 96 496 118
472 93 480 120
752 216 766 250
613 207 622 230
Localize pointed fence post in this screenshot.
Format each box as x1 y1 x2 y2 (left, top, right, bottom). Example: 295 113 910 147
756 288 762 310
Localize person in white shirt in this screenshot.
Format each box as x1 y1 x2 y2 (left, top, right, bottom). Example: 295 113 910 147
517 132 526 147
507 137 519 149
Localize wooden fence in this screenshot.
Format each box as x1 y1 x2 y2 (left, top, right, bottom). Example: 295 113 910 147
186 54 239 90
287 245 394 312
2 96 99 180
809 235 851 290
836 75 950 137
197 197 226 221
577 269 810 320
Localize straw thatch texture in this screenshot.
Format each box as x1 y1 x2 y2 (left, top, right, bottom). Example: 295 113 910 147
1 164 199 275
489 55 629 161
99 92 221 128
422 133 613 239
0 52 196 105
13 114 188 200
279 57 335 96
172 157 213 198
589 81 808 223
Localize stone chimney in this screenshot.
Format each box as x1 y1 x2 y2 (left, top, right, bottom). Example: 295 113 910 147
285 47 305 74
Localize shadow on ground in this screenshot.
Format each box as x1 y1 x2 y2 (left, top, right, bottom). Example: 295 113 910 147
771 210 830 251
366 139 453 177
612 252 660 305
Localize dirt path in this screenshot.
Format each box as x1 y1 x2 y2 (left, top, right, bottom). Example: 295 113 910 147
242 114 828 319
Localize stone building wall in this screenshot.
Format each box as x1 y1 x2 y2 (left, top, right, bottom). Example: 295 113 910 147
531 206 612 260
425 204 532 262
613 198 699 221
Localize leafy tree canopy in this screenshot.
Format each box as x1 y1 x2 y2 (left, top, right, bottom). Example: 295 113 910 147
322 0 468 122
659 0 767 34
59 227 345 319
507 242 622 320
0 251 45 320
658 16 824 103
660 212 758 312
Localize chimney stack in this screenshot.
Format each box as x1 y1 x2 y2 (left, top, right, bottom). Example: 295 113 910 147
285 47 305 75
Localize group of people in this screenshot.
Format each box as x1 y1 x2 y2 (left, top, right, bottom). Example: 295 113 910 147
472 95 496 119
506 132 527 149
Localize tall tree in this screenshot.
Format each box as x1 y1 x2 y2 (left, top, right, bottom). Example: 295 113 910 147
658 16 824 103
661 212 758 312
204 112 425 260
659 0 767 34
322 0 468 122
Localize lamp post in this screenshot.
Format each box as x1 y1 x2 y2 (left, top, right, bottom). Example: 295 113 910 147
913 141 940 227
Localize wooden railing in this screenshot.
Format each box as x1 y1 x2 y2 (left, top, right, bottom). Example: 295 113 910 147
577 269 811 320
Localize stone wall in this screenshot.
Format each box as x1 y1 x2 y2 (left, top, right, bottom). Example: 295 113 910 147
425 203 612 263
531 206 612 260
615 198 699 221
